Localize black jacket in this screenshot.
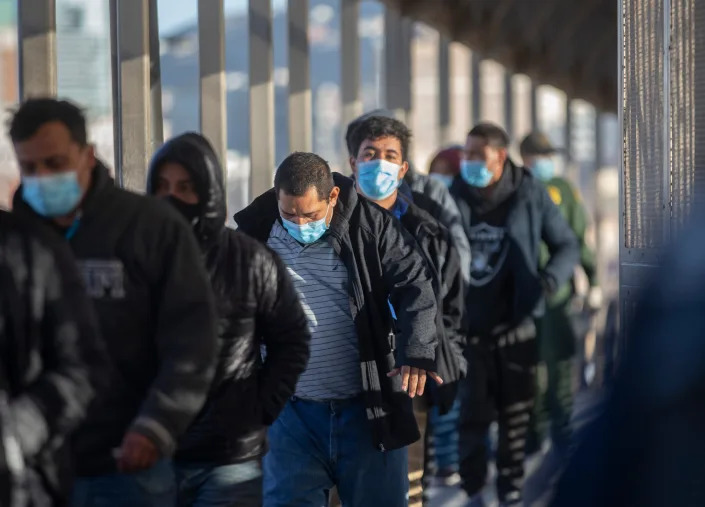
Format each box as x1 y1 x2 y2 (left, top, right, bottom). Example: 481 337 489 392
396 192 467 414
148 133 310 464
451 161 580 329
13 163 218 476
234 173 438 451
0 211 105 505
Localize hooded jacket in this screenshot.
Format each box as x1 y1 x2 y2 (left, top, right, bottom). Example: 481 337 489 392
148 133 311 464
13 162 218 476
0 211 105 505
451 160 580 332
234 173 437 451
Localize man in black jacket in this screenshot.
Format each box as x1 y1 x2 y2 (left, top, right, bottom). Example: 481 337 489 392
0 210 105 506
451 123 579 506
234 152 438 506
8 98 218 506
147 132 311 506
348 115 466 502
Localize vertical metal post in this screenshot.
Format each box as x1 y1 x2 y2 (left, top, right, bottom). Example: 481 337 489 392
662 0 672 242
199 0 228 166
438 35 452 145
288 0 312 153
110 0 151 191
400 17 413 122
249 0 275 197
18 0 57 99
341 0 362 152
384 6 410 123
470 51 481 126
530 80 539 131
149 0 163 150
504 70 513 140
565 97 573 161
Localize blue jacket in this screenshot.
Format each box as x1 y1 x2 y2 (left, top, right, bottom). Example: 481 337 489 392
450 161 579 326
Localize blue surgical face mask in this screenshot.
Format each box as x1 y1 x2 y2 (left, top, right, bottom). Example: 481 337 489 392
356 159 401 200
531 158 555 182
460 160 494 188
22 171 83 217
281 202 331 244
429 173 455 188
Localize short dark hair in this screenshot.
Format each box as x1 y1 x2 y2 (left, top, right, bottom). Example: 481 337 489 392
274 152 334 201
349 115 411 161
8 98 88 146
344 109 396 156
468 122 509 149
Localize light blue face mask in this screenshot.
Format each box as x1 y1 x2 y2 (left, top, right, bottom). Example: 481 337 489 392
531 158 555 182
281 203 331 244
356 159 401 200
460 160 494 188
22 171 83 217
429 173 455 188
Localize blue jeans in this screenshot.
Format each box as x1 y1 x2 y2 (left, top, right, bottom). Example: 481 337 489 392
429 396 461 471
70 459 176 507
263 397 408 507
174 460 262 507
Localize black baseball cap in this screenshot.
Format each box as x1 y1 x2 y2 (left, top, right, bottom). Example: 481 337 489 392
520 132 560 155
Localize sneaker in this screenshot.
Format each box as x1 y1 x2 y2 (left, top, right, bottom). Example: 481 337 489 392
434 468 461 487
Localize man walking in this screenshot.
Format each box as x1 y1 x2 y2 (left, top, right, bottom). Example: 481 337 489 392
9 98 218 506
450 123 579 506
234 151 439 506
148 132 311 506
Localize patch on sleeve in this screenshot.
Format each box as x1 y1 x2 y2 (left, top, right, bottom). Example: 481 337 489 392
548 185 562 206
77 259 126 299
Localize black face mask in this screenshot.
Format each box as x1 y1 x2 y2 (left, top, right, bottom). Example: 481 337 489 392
164 195 201 226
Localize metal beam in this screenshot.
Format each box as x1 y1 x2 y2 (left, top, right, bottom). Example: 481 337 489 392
504 70 513 139
18 0 57 99
199 0 228 165
249 0 275 197
149 0 163 151
384 6 411 123
110 0 151 191
438 35 451 145
288 0 312 153
564 97 573 162
530 80 539 131
341 0 362 155
470 51 481 126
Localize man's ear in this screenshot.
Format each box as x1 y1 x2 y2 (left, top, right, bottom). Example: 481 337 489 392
349 156 357 174
398 161 410 180
329 186 341 207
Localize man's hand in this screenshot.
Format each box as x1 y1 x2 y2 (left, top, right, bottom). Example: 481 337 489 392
387 366 443 398
116 432 160 473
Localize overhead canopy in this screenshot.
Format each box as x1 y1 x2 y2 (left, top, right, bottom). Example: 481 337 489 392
385 0 618 112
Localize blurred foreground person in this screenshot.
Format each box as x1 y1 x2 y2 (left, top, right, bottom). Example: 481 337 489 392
235 152 438 506
9 98 218 506
520 132 601 459
0 211 104 506
450 124 579 506
553 215 705 507
148 132 311 507
345 110 471 285
428 146 463 189
348 116 466 503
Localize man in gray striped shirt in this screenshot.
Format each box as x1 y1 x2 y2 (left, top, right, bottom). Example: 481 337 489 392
234 152 440 506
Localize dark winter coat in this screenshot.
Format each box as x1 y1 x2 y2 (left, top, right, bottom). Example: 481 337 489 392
13 163 218 476
148 133 311 464
0 211 106 505
234 173 438 451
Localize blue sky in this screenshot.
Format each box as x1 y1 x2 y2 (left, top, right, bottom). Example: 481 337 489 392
158 0 288 35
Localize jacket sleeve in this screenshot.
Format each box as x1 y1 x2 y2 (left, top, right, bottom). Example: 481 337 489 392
539 184 581 291
430 181 471 286
438 231 467 360
378 213 438 372
11 235 104 458
255 248 311 425
569 187 599 287
131 212 218 456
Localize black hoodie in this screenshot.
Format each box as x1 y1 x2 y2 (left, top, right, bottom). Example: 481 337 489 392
148 133 311 464
234 173 437 451
13 162 218 476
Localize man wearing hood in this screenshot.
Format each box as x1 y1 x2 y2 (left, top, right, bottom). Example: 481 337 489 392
234 151 438 506
147 132 311 506
9 98 218 506
450 123 579 506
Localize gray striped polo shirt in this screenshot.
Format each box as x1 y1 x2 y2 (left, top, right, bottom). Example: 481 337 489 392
267 221 362 400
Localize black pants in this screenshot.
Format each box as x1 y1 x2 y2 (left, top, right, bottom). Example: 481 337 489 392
458 322 537 505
